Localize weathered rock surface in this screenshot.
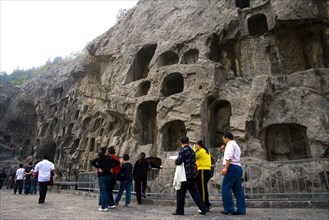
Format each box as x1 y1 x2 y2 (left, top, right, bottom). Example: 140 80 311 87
0 0 328 193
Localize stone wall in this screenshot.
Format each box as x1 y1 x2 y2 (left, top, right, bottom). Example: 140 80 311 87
0 0 328 193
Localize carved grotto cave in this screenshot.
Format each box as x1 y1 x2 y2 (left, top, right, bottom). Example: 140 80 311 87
248 14 268 36
181 49 199 64
136 81 151 97
161 120 186 151
161 72 184 97
124 44 157 84
89 137 95 152
264 123 310 161
70 138 80 154
209 100 231 149
53 87 63 101
136 101 158 145
157 51 179 67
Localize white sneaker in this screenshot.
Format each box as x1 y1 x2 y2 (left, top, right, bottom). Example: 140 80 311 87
109 205 115 209
102 208 108 212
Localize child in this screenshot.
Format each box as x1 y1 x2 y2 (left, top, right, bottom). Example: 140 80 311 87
114 154 133 207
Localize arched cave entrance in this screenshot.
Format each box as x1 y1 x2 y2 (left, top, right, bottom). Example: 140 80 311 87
264 123 310 161
157 51 179 67
93 118 103 132
136 101 158 145
40 141 56 163
89 138 95 152
210 100 231 149
75 110 80 119
161 120 186 151
181 49 199 64
124 44 157 84
248 14 268 36
161 72 184 97
70 138 80 154
136 81 151 97
82 117 92 130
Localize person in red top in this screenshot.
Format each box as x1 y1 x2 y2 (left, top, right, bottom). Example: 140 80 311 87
108 146 121 206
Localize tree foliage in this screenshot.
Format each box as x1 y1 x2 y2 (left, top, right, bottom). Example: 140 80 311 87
0 51 85 87
116 8 128 21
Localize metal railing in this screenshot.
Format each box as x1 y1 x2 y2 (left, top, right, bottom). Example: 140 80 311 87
77 158 329 200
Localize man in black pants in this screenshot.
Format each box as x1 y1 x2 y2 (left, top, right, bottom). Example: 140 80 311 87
0 169 7 189
24 162 34 194
34 154 54 204
133 152 150 204
172 136 208 215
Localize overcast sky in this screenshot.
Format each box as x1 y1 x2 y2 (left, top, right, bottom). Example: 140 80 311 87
0 0 138 74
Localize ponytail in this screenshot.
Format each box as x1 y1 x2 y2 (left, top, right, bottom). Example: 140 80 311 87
195 139 209 155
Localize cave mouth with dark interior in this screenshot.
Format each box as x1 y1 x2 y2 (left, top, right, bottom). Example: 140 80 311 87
162 120 186 151
161 72 184 97
124 44 157 84
136 101 158 145
264 123 310 161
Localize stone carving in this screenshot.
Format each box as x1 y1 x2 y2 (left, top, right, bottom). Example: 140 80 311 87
305 40 324 68
220 50 232 71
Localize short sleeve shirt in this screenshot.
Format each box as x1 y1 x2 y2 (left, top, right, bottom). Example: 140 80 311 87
222 140 241 167
34 159 55 182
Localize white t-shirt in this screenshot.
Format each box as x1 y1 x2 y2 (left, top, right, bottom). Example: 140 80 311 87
16 168 25 180
34 159 55 182
222 140 241 166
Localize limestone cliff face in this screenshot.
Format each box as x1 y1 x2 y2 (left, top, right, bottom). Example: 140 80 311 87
0 0 328 189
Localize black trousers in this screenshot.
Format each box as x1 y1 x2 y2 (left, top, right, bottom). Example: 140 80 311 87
196 169 212 207
176 178 208 214
14 179 24 194
24 178 32 194
0 180 4 189
134 177 147 204
38 181 49 203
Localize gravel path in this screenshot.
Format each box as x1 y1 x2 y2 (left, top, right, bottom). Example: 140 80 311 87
1 189 328 220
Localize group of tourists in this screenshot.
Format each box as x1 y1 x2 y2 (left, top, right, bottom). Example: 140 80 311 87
91 132 246 216
7 154 54 204
172 132 246 216
91 146 152 211
3 131 245 216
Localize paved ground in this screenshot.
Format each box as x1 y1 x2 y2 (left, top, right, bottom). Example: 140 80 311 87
0 189 328 220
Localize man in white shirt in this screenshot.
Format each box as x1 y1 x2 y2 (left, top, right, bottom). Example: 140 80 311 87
34 154 54 204
221 132 246 215
14 164 25 194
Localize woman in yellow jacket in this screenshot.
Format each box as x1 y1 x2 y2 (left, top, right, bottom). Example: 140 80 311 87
194 139 212 209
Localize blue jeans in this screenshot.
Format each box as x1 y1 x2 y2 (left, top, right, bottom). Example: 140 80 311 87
98 176 111 209
221 164 246 214
30 178 37 194
115 180 132 205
